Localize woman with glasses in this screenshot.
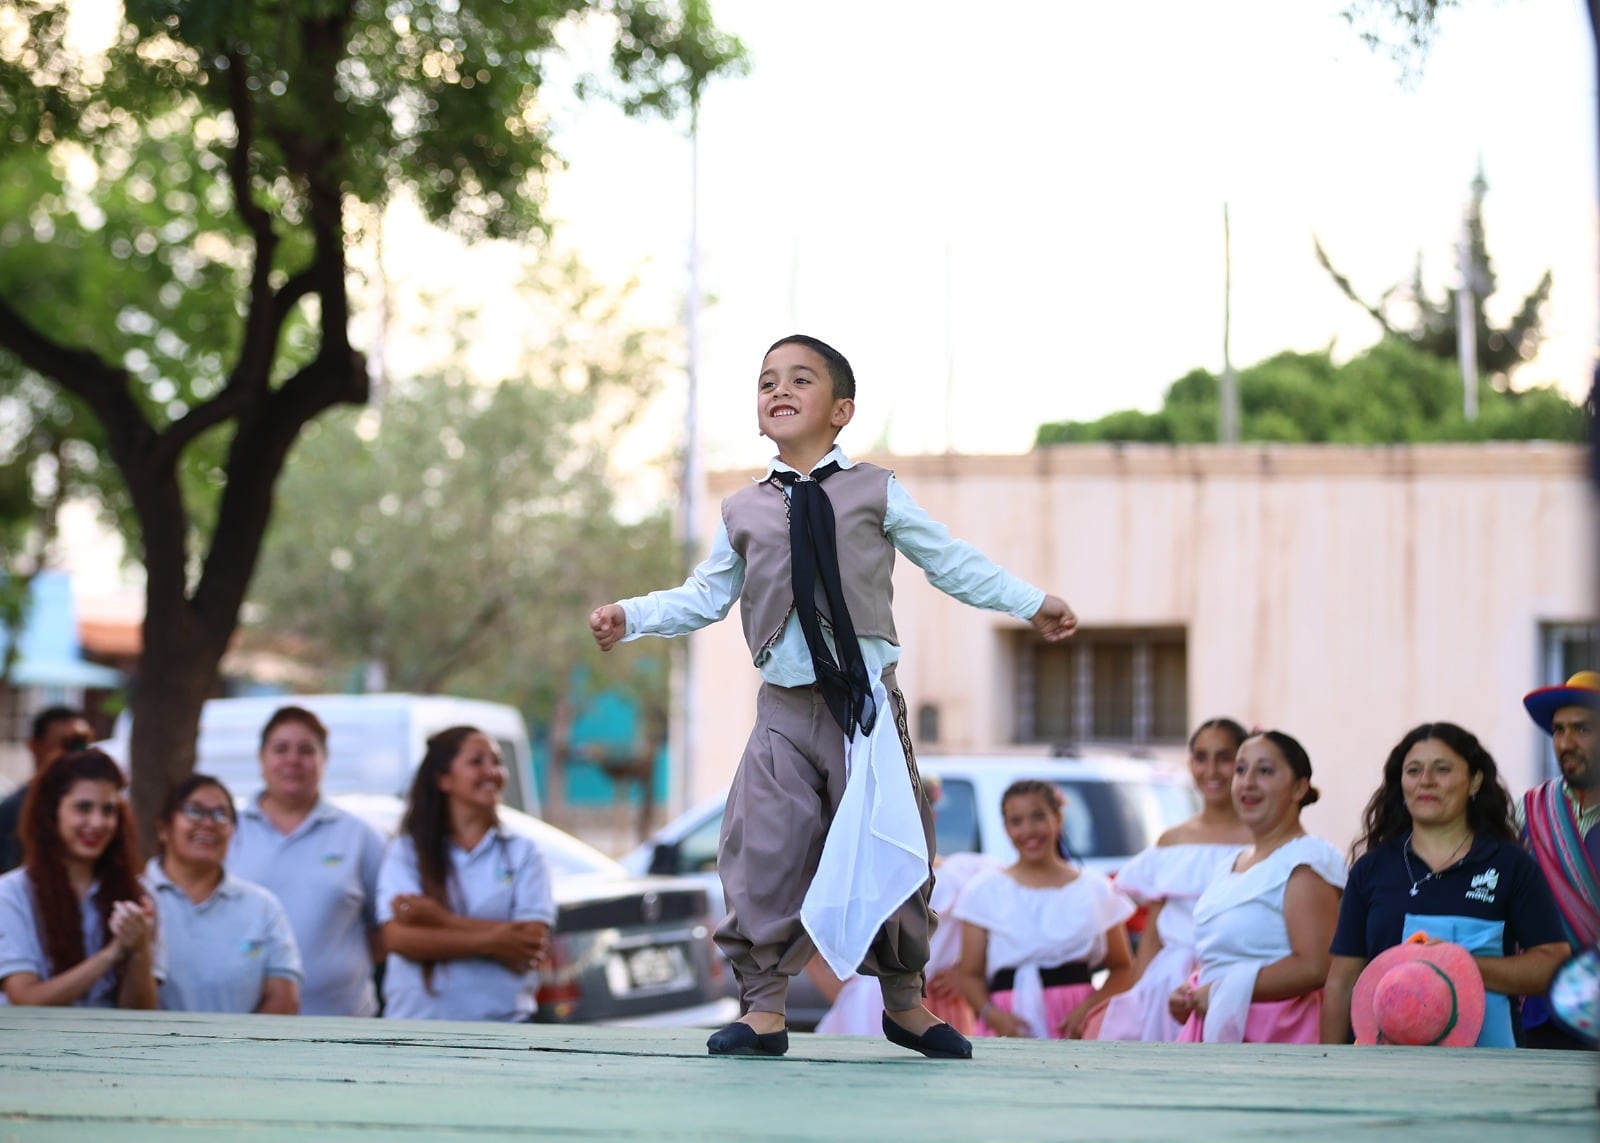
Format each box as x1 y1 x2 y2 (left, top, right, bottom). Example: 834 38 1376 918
145 774 302 1013
0 749 159 1008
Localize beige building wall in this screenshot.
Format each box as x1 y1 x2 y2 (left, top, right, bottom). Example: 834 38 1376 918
681 443 1592 852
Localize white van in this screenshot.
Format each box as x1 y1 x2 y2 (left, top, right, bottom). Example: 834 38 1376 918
108 693 539 815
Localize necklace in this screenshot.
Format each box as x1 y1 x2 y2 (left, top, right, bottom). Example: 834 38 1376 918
1401 831 1472 896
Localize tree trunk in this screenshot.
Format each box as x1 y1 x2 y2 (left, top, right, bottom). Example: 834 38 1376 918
546 688 572 828
125 617 219 860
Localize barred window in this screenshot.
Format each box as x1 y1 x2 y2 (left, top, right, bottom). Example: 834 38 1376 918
1015 628 1187 748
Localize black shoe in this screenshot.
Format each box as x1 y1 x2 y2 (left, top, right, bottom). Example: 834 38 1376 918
707 1021 789 1057
882 1013 973 1059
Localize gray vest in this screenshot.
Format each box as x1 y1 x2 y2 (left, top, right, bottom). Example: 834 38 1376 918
722 462 899 663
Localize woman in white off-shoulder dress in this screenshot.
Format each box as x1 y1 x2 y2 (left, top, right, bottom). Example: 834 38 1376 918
1093 718 1253 1042
1170 730 1346 1044
952 781 1136 1040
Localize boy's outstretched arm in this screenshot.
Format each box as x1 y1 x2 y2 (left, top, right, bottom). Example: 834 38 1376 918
1030 594 1077 642
590 604 627 652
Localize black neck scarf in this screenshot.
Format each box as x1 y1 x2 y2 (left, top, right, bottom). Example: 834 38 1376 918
775 462 877 737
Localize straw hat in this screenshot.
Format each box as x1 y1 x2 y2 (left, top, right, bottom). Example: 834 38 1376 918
1351 932 1485 1047
1523 670 1600 734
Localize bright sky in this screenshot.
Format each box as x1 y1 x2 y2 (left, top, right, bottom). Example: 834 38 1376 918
532 0 1597 470
59 0 1600 486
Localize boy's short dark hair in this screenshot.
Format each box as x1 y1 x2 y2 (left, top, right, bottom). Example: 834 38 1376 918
766 334 856 401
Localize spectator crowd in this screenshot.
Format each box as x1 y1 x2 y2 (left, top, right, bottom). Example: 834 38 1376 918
0 675 1594 1049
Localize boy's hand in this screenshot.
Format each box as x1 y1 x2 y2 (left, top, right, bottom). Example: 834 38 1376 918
1030 594 1077 642
589 604 627 651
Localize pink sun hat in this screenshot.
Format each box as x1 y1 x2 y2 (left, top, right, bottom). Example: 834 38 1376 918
1351 932 1485 1047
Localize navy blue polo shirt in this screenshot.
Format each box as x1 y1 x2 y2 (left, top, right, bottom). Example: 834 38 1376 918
1332 835 1568 1047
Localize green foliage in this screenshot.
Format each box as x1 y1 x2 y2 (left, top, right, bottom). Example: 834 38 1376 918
1035 338 1588 447
247 254 679 725
0 0 744 828
1315 170 1550 384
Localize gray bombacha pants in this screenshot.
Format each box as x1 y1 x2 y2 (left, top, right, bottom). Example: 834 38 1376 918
714 672 937 1016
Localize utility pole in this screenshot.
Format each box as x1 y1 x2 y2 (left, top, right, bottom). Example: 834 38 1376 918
675 96 703 814
1456 202 1480 421
1219 203 1240 444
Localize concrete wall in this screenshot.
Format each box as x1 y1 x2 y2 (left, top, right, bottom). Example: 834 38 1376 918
676 443 1591 851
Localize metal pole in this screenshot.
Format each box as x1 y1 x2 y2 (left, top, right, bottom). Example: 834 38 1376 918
1220 203 1240 444
1456 203 1479 422
676 99 702 813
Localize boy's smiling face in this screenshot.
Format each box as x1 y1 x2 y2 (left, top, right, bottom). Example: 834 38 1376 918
757 342 853 454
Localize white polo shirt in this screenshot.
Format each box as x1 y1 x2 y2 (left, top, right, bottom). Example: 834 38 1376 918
143 858 302 1013
228 797 385 1016
377 828 556 1022
0 867 166 1006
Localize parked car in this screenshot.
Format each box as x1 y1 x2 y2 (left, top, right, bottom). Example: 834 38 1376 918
336 793 738 1028
107 693 540 814
620 753 1200 1029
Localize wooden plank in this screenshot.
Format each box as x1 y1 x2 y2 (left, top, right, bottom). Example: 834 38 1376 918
0 1010 1594 1142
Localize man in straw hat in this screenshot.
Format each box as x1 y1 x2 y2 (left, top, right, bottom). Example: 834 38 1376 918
1519 670 1599 1049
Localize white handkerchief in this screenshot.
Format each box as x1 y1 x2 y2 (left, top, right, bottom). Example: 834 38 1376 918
801 675 930 980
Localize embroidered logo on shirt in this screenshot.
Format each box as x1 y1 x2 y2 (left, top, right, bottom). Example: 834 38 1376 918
1465 868 1499 903
240 939 267 958
498 868 515 884
321 854 344 866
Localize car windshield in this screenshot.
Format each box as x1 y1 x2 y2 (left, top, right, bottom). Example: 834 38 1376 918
934 778 1188 860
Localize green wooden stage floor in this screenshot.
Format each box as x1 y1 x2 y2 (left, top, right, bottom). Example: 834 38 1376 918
1 1008 1595 1142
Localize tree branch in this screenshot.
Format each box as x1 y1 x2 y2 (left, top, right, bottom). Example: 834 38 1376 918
409 593 510 693
0 293 157 462
189 346 367 644
223 50 282 388
1313 235 1397 336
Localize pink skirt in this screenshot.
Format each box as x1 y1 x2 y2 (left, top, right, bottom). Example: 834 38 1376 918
972 983 1094 1040
1176 990 1324 1044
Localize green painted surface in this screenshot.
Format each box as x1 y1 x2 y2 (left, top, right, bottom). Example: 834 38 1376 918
0 1009 1594 1141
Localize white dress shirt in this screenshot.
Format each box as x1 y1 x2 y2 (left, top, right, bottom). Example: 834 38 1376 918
619 447 1046 684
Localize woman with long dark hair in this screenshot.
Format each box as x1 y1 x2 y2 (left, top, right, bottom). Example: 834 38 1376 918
952 780 1136 1040
1093 717 1255 1041
0 749 158 1007
1321 722 1570 1047
378 727 556 1021
1169 730 1346 1043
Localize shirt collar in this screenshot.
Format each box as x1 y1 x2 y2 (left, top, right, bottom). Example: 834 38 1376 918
242 794 340 824
757 445 853 483
145 856 242 900
455 822 509 861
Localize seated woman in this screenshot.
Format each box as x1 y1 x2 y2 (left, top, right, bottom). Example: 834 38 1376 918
379 727 556 1022
953 780 1135 1040
1169 730 1345 1043
1321 722 1570 1047
1094 717 1254 1042
145 775 302 1013
0 749 158 1008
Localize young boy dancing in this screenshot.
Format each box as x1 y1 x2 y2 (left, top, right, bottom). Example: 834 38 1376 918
589 335 1076 1058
